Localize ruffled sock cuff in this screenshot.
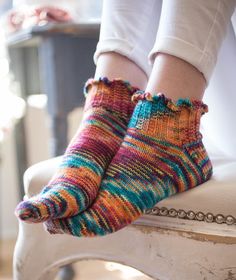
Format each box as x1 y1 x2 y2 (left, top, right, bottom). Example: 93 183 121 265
84 77 139 97
131 90 208 114
129 90 208 144
83 77 140 121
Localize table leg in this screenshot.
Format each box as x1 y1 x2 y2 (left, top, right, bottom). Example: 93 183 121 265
49 115 68 157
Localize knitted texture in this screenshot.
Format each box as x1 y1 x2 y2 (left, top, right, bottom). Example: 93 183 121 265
45 92 213 236
15 77 138 223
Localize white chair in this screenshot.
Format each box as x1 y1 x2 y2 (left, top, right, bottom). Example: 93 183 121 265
13 24 236 280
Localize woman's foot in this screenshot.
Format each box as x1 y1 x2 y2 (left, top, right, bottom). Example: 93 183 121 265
45 92 212 236
15 78 138 223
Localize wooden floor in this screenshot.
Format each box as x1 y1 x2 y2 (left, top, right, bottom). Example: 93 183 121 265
0 239 152 280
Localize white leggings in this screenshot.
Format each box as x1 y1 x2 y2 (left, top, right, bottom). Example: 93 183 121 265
94 0 236 83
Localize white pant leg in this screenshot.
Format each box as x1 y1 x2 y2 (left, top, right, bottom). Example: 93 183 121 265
94 0 162 77
149 0 236 83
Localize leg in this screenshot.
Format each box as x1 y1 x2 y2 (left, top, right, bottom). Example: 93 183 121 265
147 0 236 100
45 0 235 237
95 52 147 89
94 0 162 83
15 0 160 222
146 54 206 100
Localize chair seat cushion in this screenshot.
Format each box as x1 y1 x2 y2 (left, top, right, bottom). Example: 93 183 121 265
24 153 236 226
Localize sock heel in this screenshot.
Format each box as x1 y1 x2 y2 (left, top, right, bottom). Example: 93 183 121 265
183 140 213 183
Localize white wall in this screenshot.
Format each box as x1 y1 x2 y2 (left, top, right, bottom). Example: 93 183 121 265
0 128 19 239
24 94 84 165
24 95 51 166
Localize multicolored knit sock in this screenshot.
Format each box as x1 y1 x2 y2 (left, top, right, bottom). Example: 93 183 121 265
15 78 138 223
45 92 213 236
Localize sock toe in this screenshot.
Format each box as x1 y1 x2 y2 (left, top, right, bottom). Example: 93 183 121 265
15 201 43 222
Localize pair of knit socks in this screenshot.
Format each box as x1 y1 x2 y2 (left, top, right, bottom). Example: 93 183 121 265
15 77 212 237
